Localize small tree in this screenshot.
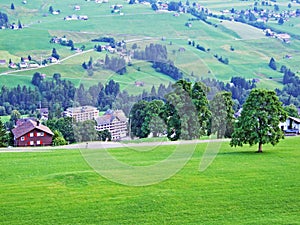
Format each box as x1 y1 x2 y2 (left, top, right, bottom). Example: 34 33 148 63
49 6 54 14
0 118 8 147
18 20 22 29
230 89 287 153
209 92 234 138
97 130 112 141
269 57 277 70
11 3 15 10
284 105 299 117
52 130 67 146
10 110 21 125
51 48 60 59
278 17 284 25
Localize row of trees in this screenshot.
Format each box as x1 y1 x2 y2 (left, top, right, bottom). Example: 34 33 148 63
130 80 287 152
133 43 168 62
276 68 300 107
130 80 233 140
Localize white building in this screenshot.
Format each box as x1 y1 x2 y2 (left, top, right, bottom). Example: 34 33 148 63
64 106 99 122
95 110 128 140
279 116 300 135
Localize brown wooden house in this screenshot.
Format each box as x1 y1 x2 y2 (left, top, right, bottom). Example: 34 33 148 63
12 120 54 147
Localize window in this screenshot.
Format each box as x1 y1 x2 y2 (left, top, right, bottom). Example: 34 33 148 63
36 140 41 145
30 132 34 137
37 132 44 137
21 136 25 141
30 141 34 146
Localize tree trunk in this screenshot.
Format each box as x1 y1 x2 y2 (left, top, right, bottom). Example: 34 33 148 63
258 142 263 153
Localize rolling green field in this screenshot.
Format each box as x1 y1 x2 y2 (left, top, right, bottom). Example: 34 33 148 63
0 0 299 92
0 137 299 224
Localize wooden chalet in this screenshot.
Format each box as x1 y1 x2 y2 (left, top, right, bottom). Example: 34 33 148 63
12 120 54 147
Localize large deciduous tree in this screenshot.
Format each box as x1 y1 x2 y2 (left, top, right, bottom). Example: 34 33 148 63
162 80 210 140
130 100 149 138
230 89 287 153
209 91 234 138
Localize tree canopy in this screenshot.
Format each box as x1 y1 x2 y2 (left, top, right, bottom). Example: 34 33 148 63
209 91 234 138
230 89 287 152
0 118 8 147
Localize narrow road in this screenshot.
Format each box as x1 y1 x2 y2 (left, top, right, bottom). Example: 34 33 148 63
0 139 229 153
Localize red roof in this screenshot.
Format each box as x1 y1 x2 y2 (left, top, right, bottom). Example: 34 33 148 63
12 120 54 139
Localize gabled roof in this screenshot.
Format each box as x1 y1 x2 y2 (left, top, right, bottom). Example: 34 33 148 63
289 116 300 124
12 120 54 139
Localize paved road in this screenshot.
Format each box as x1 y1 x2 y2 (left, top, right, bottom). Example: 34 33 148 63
0 139 229 153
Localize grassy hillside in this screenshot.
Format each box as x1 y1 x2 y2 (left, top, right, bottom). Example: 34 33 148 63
0 137 299 224
0 0 299 92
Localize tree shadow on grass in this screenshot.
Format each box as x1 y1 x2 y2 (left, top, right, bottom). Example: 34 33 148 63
218 150 272 156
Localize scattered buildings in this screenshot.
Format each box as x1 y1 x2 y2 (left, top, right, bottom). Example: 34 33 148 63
95 110 128 140
12 120 54 147
64 15 88 21
64 106 99 122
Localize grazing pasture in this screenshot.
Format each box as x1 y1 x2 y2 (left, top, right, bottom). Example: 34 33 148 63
0 0 299 92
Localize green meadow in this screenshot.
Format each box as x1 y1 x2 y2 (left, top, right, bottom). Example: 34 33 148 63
0 137 299 224
0 0 299 92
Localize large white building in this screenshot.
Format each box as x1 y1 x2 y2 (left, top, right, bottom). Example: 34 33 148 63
95 110 128 140
64 106 99 122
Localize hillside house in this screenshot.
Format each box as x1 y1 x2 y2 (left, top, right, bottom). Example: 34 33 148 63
48 57 58 63
19 62 28 68
9 63 17 69
95 110 128 140
37 108 49 120
12 120 54 147
74 5 81 11
0 60 6 65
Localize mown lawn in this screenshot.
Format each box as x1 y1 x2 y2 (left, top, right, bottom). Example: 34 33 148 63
0 137 299 224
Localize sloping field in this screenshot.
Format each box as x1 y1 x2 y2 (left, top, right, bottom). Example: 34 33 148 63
0 0 299 91
220 20 266 40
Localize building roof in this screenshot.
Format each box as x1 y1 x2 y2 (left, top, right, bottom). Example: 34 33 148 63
289 116 300 124
66 106 98 113
96 114 113 126
96 110 127 126
114 110 127 122
12 120 54 139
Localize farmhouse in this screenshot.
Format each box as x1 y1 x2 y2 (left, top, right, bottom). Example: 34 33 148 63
12 120 54 147
48 57 58 63
74 5 81 11
95 110 128 140
280 116 300 135
64 106 99 122
19 62 28 68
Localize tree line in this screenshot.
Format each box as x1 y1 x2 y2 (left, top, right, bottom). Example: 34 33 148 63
130 79 287 153
130 80 233 140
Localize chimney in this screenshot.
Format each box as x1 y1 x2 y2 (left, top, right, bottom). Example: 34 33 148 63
37 121 40 126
